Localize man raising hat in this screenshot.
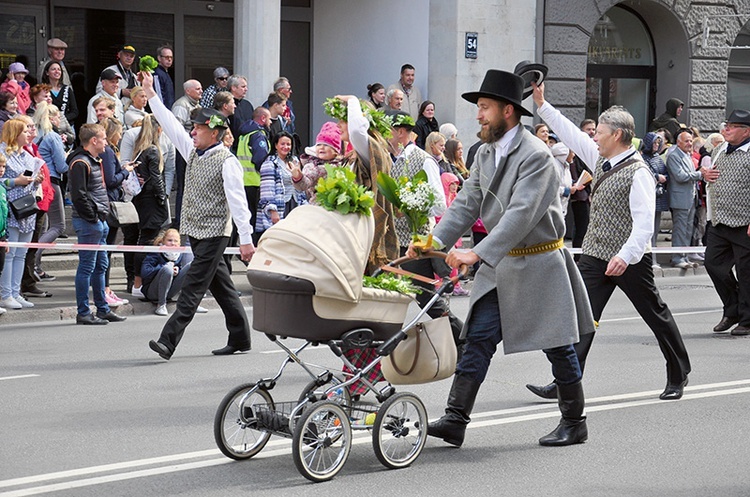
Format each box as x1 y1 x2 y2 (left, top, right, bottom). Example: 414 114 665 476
139 69 255 361
703 109 750 336
409 68 594 448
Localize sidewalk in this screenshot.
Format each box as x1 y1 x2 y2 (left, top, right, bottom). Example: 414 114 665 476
0 234 707 326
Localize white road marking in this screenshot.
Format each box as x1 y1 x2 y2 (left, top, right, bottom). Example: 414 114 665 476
601 308 721 323
0 375 39 382
2 378 749 495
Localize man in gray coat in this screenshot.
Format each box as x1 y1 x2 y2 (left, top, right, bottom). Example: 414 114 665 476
666 128 703 268
413 69 595 448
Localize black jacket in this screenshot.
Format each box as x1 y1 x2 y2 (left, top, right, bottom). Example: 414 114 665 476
67 147 109 222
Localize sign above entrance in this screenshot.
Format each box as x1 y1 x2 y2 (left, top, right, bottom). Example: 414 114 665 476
465 32 477 59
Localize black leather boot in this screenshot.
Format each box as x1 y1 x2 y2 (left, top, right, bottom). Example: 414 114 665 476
539 381 588 446
427 374 481 447
525 381 558 400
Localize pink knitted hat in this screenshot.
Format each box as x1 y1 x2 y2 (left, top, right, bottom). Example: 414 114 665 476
315 122 342 152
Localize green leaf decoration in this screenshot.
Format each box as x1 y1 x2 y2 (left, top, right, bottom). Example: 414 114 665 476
314 164 374 216
363 273 421 295
139 55 158 73
376 171 402 209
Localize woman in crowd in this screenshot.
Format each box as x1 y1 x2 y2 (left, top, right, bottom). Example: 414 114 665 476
444 137 469 181
130 115 168 297
367 83 385 109
640 131 669 268
0 119 41 309
99 117 137 305
141 228 194 317
256 131 304 239
414 100 439 150
292 121 343 202
42 60 78 127
0 91 19 133
425 131 451 174
32 102 68 283
124 86 149 129
26 84 51 117
534 123 550 146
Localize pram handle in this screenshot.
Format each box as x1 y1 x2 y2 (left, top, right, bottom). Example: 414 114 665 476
377 251 469 291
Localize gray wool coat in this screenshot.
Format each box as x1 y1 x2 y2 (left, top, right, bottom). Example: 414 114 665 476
433 124 595 354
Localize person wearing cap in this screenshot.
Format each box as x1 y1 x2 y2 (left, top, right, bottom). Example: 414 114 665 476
200 67 230 109
702 109 750 336
528 81 692 403
96 45 138 107
38 39 71 87
86 69 124 124
410 69 594 449
1 63 32 115
139 69 254 360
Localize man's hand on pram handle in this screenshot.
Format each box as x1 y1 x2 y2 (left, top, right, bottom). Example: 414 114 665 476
446 248 479 269
239 243 255 262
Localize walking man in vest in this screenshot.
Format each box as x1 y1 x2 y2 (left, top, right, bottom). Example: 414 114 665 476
140 70 255 360
412 70 594 448
703 109 750 336
527 82 691 401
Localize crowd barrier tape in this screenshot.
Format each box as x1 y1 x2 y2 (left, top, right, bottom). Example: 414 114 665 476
0 241 706 256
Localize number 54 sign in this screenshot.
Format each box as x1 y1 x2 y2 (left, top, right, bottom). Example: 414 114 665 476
465 32 478 59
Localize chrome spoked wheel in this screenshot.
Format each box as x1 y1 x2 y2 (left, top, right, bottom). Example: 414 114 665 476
292 400 352 482
214 383 274 460
372 392 427 469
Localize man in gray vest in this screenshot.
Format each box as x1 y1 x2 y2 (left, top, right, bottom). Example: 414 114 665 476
528 82 692 401
414 70 594 448
703 109 750 336
140 70 255 361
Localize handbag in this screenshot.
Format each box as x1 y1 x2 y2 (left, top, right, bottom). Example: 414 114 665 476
108 201 140 227
381 316 457 385
121 171 142 201
10 194 39 220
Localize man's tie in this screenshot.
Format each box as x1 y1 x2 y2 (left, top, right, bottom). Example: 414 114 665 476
602 160 612 172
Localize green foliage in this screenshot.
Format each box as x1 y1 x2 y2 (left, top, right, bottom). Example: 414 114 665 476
323 98 348 121
315 165 374 216
363 272 421 295
323 97 393 139
139 55 158 73
376 170 436 240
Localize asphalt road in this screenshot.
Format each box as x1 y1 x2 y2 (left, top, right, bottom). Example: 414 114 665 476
2 273 748 497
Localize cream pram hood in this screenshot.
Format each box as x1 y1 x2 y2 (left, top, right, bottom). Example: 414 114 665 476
247 205 375 303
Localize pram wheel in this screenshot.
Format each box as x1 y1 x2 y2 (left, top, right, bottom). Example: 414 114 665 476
214 383 274 460
292 400 352 482
372 392 428 469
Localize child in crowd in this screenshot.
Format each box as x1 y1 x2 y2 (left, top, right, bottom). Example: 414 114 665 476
291 121 343 202
437 172 470 296
0 154 8 314
140 229 206 316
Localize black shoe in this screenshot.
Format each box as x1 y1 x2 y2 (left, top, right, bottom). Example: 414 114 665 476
22 288 53 298
76 313 108 325
730 325 750 336
714 316 739 333
149 340 172 360
659 377 688 400
539 381 588 446
34 268 56 282
211 344 250 356
427 374 481 447
96 311 127 322
526 382 558 400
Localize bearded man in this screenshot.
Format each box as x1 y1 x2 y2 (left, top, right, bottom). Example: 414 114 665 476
409 69 595 448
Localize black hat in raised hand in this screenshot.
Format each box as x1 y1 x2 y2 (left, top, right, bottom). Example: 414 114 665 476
462 69 532 116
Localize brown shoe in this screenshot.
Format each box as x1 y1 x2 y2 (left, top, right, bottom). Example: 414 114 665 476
730 325 750 336
714 316 739 333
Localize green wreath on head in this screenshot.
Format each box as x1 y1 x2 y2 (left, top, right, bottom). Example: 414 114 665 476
323 97 394 139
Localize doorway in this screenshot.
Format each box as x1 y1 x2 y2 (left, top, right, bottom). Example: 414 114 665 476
0 3 47 83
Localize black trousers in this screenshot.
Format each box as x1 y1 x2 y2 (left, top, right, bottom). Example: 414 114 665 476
570 200 590 252
156 236 250 354
576 254 691 385
705 223 750 327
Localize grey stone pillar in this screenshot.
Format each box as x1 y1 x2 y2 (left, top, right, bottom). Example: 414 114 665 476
234 0 280 107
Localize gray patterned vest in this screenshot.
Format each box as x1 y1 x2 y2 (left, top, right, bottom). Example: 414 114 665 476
181 146 233 240
709 148 750 227
392 144 430 247
583 156 650 261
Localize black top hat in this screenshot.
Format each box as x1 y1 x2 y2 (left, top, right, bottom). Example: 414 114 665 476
462 70 532 117
513 60 548 100
726 109 750 125
191 108 228 129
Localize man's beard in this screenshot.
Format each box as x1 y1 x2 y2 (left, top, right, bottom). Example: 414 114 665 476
477 117 508 143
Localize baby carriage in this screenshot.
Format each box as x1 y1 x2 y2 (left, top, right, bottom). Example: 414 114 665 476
213 205 460 482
